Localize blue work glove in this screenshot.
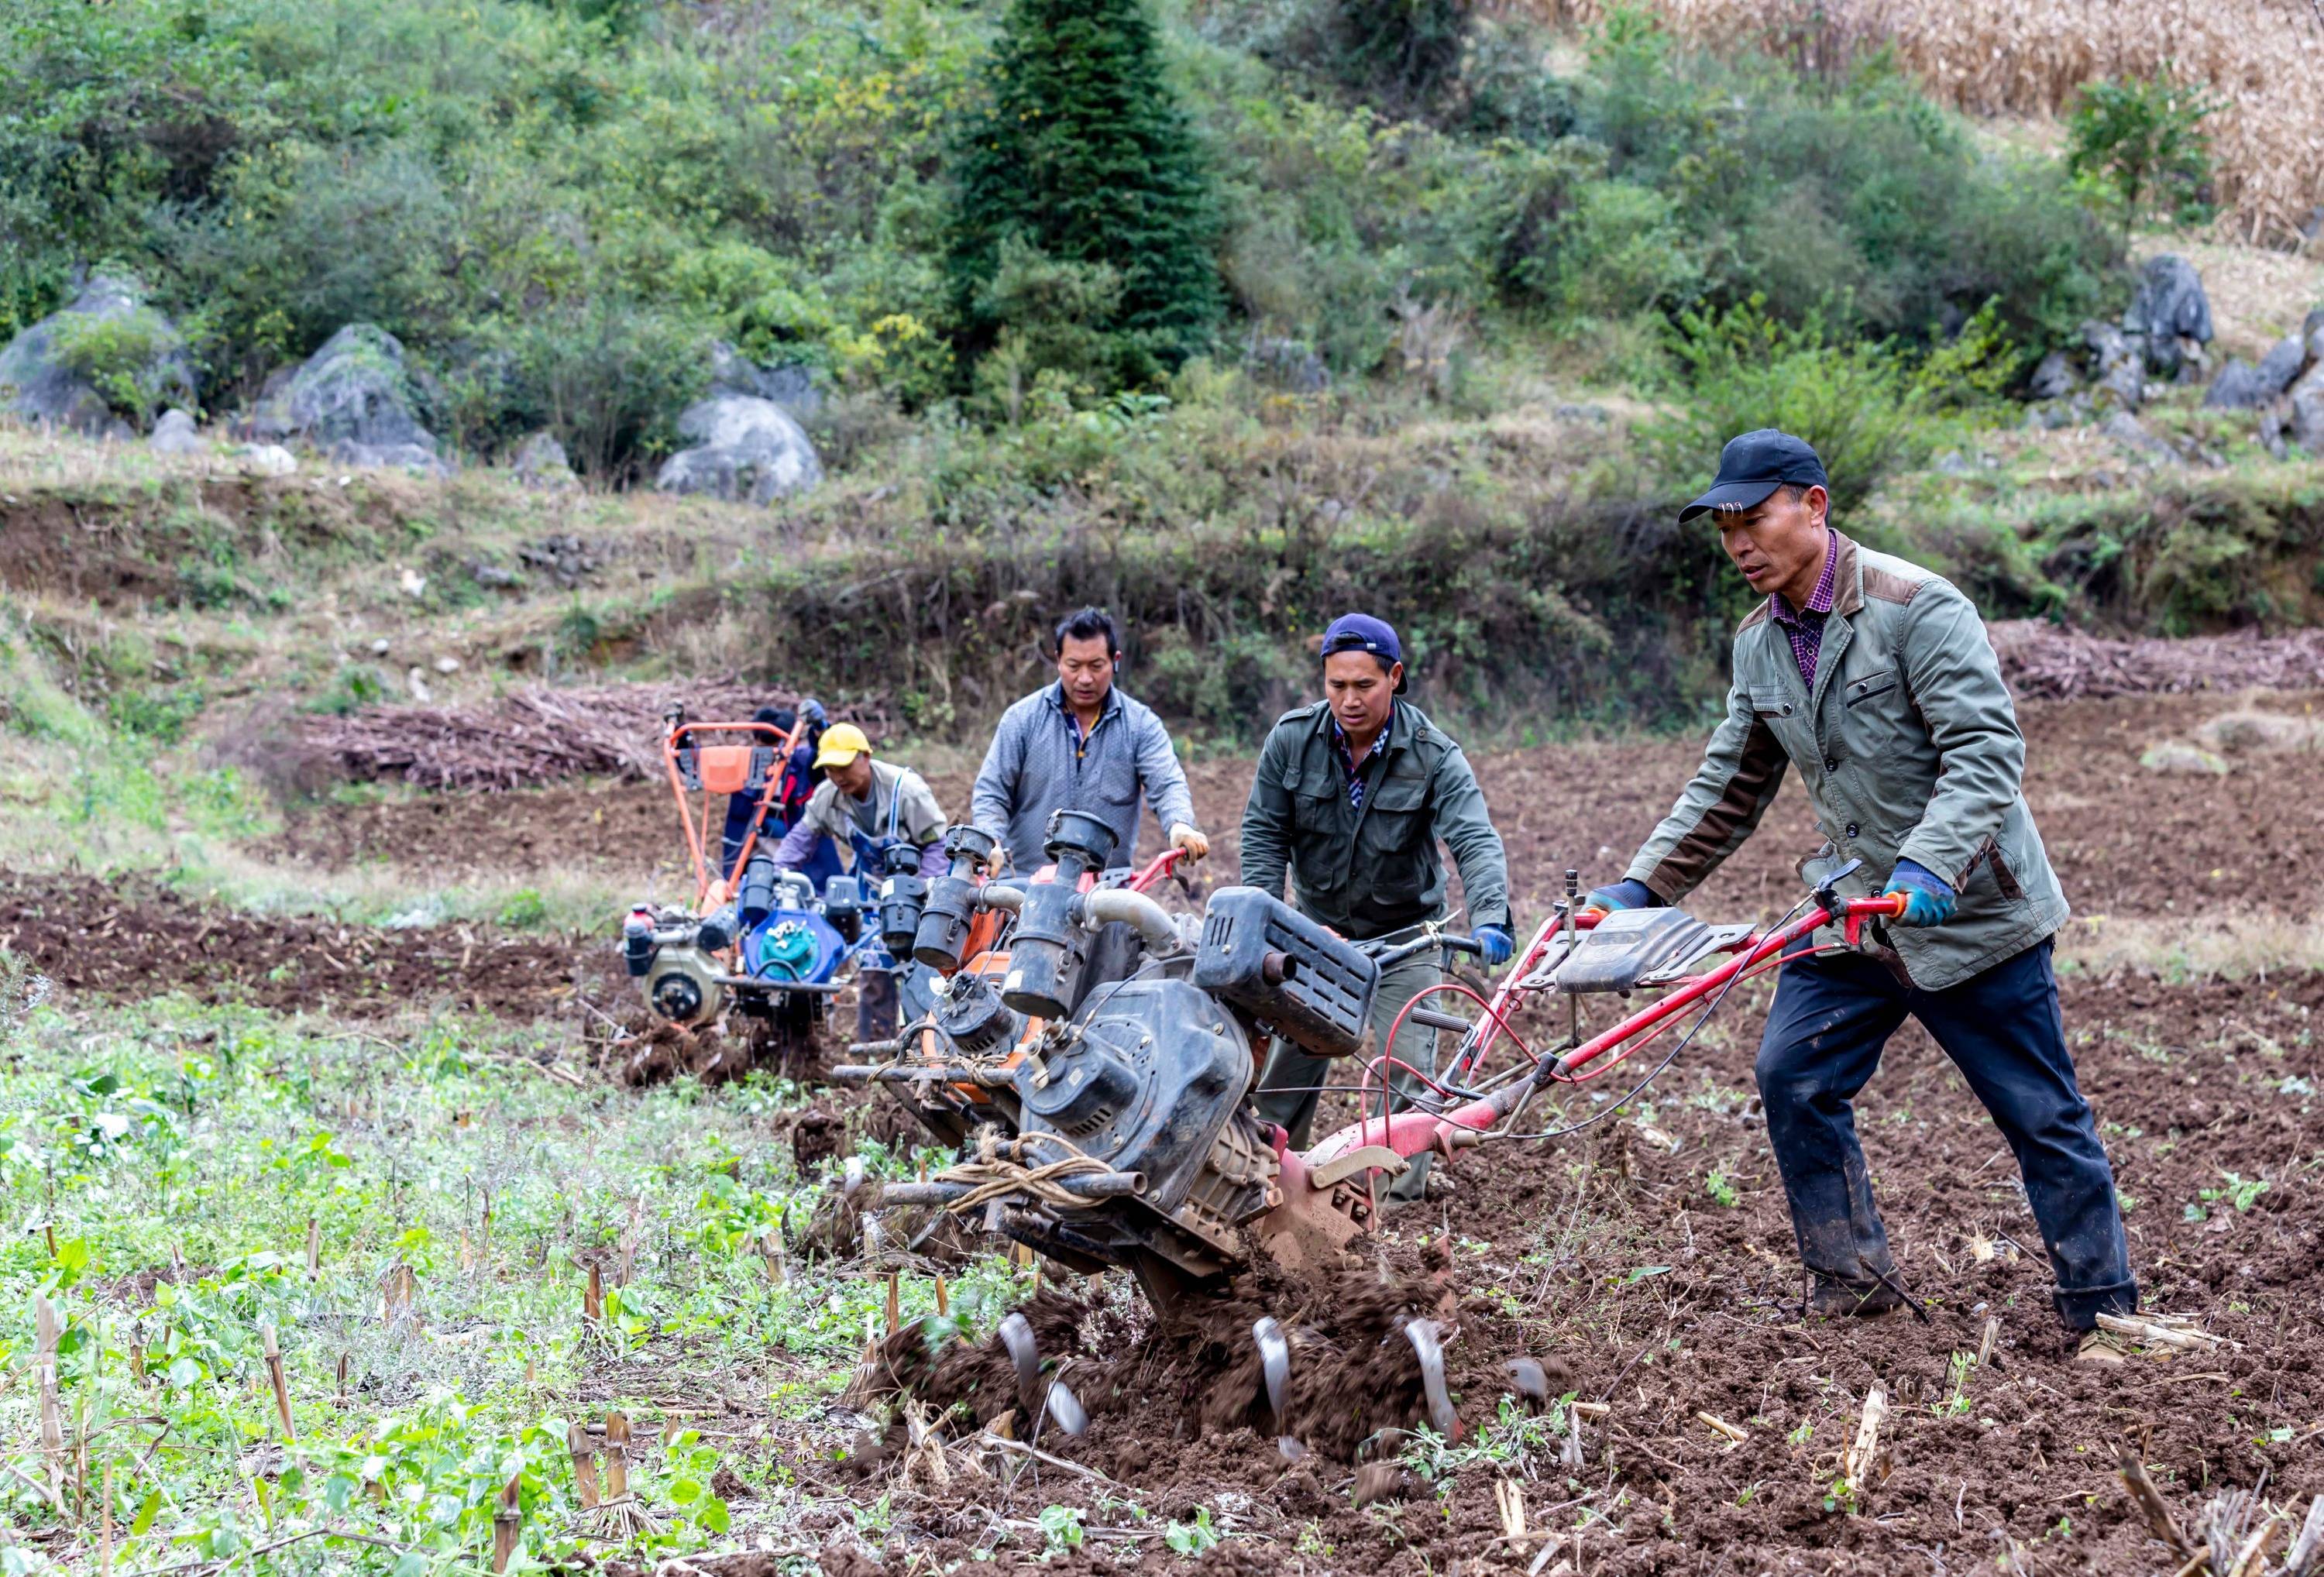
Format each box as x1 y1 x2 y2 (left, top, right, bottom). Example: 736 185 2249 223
1585 878 1658 912
1473 924 1514 967
1882 858 1958 927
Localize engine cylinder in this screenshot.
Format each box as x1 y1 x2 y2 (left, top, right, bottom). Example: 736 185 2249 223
913 825 1001 970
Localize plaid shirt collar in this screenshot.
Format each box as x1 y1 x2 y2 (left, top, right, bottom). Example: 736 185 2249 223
1769 530 1840 627
1330 716 1391 808
1052 682 1120 748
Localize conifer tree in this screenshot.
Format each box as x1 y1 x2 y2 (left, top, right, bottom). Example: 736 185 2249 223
944 0 1221 388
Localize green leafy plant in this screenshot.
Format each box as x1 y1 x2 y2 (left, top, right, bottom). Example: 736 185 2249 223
2066 71 2219 242
1164 1505 1222 1555
1703 1166 1740 1208
1037 1503 1087 1553
49 304 189 426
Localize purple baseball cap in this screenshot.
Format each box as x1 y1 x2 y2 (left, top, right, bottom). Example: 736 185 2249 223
1320 613 1407 692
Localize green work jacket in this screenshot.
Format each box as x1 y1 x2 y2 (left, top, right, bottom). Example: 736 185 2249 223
1240 699 1511 940
1626 533 2067 990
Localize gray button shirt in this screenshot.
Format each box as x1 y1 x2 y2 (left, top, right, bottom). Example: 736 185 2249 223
971 683 1197 872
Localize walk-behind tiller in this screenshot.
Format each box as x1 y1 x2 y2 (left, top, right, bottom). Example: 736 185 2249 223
621 706 882 1039
842 813 1910 1376
837 845 1906 1300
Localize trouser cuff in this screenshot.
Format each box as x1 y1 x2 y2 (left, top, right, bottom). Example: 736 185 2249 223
2052 1278 2139 1331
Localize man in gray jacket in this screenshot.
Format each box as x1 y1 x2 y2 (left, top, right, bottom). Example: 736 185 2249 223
1593 430 2136 1359
972 608 1207 874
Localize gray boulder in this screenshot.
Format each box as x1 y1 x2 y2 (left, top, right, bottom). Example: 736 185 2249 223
236 443 298 477
655 396 823 504
148 408 207 455
0 274 196 438
2123 253 2213 347
2288 365 2324 452
1245 335 1329 393
2100 409 2177 463
2028 349 2081 400
511 431 577 490
2254 332 2308 397
2083 321 2145 410
706 342 821 417
2204 359 2267 410
242 324 448 472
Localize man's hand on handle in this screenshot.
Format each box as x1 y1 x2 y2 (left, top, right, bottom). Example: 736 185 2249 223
1882 859 1957 927
1473 923 1514 967
1169 823 1210 861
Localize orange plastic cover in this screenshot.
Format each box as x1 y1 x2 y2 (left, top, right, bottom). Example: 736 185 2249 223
695 744 756 795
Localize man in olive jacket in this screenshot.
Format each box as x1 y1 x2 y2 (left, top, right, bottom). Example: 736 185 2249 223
1242 614 1513 1203
1593 431 2136 1357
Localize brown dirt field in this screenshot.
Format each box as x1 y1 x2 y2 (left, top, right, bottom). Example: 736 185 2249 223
273 691 2324 926
0 871 614 1020
815 968 2323 1575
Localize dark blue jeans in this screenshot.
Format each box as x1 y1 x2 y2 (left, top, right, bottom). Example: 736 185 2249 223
1755 938 2137 1329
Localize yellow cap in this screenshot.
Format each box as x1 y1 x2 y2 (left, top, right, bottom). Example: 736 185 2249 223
813 722 871 770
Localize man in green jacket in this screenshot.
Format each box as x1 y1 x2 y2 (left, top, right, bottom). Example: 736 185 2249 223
1593 430 2136 1359
1242 614 1514 1204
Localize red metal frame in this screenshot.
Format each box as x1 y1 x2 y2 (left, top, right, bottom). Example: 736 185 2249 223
1305 893 1911 1174
662 716 804 908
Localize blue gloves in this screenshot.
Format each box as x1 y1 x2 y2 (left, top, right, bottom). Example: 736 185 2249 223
1586 879 1658 912
1882 858 1958 927
1473 924 1514 966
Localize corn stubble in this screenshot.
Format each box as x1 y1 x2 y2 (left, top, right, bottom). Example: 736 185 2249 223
1545 0 2324 241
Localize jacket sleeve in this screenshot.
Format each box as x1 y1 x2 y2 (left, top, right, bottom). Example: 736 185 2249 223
1238 727 1294 904
1626 674 1791 902
1893 587 2024 887
898 771 951 847
1135 706 1197 833
768 818 819 872
1430 744 1511 930
970 706 1023 846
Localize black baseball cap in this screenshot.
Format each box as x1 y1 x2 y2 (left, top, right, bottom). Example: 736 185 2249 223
1679 429 1829 522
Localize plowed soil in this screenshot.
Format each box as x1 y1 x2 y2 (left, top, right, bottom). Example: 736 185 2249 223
269 692 2324 922
0 872 609 1020
812 969 2323 1575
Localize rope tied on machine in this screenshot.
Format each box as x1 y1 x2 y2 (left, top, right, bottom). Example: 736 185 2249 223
931 1128 1116 1215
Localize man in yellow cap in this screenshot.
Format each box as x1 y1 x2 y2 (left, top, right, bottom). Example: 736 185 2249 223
764 723 951 879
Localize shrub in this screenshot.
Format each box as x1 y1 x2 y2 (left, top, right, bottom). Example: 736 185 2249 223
1329 0 1475 118
50 306 190 425
2065 71 2219 242
490 299 710 483
1641 297 2013 518
946 0 1222 389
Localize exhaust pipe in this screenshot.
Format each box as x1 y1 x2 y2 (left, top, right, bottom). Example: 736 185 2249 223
1081 888 1184 954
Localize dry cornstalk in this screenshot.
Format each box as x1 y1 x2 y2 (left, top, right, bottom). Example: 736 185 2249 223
1844 1382 1888 1488
491 1472 521 1574
380 1264 418 1330
567 1421 600 1510
885 1271 901 1338
34 1294 64 1503
934 1274 949 1316
615 1197 645 1286
336 1353 349 1400
1975 1317 1999 1369
2117 1445 2194 1556
761 1231 789 1286
583 1414 663 1540
1570 1401 1611 1419
583 1263 603 1323
603 1414 631 1500
101 1461 114 1577
2287 1495 2324 1577
305 1218 320 1280
260 1322 295 1441
2098 1314 2233 1352
1495 1479 1528 1541
1697 1411 1748 1444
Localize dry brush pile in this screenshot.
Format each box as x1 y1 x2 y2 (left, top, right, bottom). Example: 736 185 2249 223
1543 0 2324 242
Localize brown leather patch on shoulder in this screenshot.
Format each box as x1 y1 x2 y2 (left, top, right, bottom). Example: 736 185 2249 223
1861 565 1924 605
1738 599 1772 631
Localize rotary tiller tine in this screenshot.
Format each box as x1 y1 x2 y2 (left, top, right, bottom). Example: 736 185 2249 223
1253 1315 1303 1458
1044 1379 1089 1438
1507 1357 1551 1408
1253 1317 1291 1424
1404 1317 1459 1440
998 1311 1041 1406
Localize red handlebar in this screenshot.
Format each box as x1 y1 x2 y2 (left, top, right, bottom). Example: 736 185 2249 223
1127 847 1185 894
